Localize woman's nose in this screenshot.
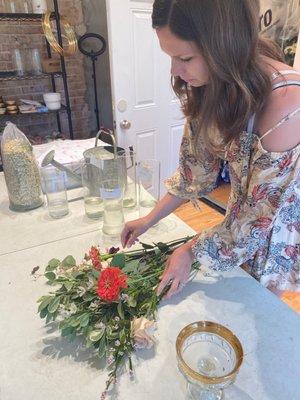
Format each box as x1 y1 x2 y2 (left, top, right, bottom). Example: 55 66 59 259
171 59 183 77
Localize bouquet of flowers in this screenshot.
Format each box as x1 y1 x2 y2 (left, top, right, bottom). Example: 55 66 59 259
37 237 200 398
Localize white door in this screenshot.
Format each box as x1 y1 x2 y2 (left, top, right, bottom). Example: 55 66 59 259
106 0 184 196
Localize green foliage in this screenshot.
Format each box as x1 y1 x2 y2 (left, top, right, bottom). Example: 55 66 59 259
111 253 125 268
37 236 199 394
61 255 76 268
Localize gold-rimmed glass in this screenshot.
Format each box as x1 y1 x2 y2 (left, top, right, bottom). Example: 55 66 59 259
176 321 243 400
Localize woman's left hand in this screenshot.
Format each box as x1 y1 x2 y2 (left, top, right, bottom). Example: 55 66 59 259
157 241 194 299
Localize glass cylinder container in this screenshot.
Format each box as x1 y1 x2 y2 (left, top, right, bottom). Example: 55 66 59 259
5 0 27 12
27 48 43 75
12 49 26 76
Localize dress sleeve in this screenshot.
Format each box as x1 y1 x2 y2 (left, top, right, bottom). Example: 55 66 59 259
165 121 222 204
191 147 300 271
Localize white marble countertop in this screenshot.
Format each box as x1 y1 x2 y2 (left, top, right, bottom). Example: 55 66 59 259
0 139 111 256
0 210 300 400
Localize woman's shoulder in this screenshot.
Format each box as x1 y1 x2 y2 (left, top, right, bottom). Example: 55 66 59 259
255 66 300 153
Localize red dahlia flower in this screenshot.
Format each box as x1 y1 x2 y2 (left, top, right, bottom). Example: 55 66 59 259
97 267 128 302
89 246 102 270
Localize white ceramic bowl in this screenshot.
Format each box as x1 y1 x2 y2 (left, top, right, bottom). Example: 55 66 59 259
43 93 61 111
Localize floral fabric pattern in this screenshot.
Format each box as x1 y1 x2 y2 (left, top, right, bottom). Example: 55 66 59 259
166 121 300 292
165 120 221 207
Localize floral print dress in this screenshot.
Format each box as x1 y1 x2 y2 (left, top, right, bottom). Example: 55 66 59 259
166 70 300 292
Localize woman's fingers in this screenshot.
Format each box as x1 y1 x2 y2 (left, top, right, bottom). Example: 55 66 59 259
126 232 138 248
164 278 180 299
157 272 171 296
121 225 130 247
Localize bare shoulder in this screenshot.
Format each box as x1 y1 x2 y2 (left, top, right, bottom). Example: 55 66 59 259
256 76 300 152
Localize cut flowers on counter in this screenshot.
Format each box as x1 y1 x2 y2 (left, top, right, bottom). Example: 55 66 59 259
37 237 200 397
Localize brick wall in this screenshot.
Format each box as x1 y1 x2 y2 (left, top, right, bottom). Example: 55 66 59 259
0 0 92 141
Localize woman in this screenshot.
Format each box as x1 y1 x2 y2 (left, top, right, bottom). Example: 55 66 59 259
121 0 300 299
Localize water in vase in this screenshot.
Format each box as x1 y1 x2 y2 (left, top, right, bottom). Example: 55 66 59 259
102 199 125 235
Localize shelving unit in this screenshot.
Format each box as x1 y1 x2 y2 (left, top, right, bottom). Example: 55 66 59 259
0 72 62 81
0 104 67 119
0 0 74 139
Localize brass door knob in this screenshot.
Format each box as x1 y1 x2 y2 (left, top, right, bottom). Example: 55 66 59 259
120 120 131 130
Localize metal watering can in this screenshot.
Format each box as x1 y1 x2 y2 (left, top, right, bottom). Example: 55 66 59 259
41 129 133 192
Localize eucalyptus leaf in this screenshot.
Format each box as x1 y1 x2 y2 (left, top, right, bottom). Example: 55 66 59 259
91 269 100 279
68 332 77 342
69 317 80 327
61 326 75 337
38 296 53 313
89 328 105 342
64 281 73 291
45 272 56 282
48 297 60 313
72 272 86 279
39 308 48 319
98 335 106 358
79 314 90 327
111 253 125 268
61 255 76 269
117 302 124 319
46 258 60 271
122 259 139 274
83 292 96 302
120 328 126 342
45 312 53 324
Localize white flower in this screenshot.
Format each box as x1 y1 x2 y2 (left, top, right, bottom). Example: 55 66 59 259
121 294 129 302
77 286 87 296
114 340 121 347
69 303 77 315
94 321 105 329
90 299 101 309
130 317 156 349
86 276 95 290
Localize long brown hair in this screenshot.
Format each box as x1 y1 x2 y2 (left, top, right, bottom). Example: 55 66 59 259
152 0 284 150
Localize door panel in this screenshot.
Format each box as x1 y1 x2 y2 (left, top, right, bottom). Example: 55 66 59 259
106 0 184 196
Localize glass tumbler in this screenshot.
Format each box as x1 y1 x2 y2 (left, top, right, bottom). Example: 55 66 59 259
41 166 69 219
27 49 43 75
5 0 27 12
137 159 160 219
12 49 26 76
100 178 125 236
81 162 103 220
117 149 137 209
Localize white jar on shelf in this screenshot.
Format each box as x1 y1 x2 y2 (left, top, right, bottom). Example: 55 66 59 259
31 0 47 14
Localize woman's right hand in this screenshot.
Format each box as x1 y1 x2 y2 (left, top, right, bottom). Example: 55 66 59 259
121 216 152 248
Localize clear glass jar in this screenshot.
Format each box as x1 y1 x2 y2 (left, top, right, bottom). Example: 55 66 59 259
5 1 26 13
27 49 43 75
12 49 26 76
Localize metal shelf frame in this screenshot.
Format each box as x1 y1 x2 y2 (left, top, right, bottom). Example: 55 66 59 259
0 0 74 139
